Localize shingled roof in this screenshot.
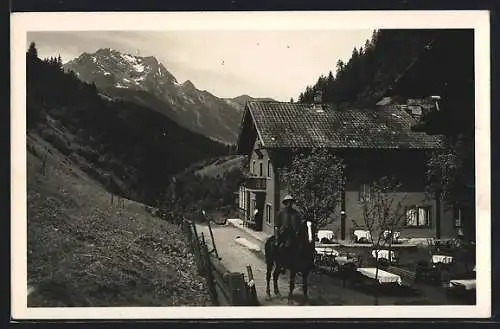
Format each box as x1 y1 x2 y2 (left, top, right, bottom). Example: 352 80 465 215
237 101 444 153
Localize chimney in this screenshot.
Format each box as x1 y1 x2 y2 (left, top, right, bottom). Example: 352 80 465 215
429 95 441 111
404 96 441 120
312 90 324 112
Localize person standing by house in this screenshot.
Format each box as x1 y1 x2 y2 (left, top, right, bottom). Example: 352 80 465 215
253 208 260 230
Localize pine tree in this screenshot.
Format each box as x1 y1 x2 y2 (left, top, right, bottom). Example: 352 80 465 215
27 42 38 59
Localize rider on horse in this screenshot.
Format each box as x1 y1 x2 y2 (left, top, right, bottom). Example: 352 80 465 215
275 194 303 250
266 194 316 303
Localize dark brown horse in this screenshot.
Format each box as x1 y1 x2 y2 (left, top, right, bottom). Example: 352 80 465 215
264 220 315 304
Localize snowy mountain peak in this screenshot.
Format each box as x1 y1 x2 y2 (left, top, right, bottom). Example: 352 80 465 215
63 48 178 92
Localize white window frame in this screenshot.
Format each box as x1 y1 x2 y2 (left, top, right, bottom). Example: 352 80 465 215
265 204 272 224
359 183 372 202
267 159 272 178
405 206 431 228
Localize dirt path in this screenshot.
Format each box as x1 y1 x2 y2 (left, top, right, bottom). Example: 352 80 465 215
195 223 293 306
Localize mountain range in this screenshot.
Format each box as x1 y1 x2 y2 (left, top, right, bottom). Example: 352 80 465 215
63 48 275 144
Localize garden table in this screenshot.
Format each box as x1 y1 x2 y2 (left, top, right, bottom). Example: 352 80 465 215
315 247 340 257
317 230 335 242
357 267 402 285
432 254 454 264
354 230 371 242
449 279 476 290
382 230 401 239
372 249 397 261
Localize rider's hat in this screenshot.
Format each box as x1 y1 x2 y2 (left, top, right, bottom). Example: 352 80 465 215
282 194 294 204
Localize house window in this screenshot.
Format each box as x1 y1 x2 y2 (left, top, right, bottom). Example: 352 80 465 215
267 160 272 178
265 204 272 224
252 160 256 174
359 183 372 202
454 207 462 227
406 206 431 228
259 162 263 176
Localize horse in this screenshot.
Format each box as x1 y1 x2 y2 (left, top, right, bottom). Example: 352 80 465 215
264 220 315 304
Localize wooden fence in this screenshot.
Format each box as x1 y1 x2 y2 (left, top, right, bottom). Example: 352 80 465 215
181 218 259 306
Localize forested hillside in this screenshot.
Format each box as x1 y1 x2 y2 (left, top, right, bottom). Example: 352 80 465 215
298 29 442 105
26 42 230 205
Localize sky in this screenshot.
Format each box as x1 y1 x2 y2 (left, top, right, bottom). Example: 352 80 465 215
27 30 373 101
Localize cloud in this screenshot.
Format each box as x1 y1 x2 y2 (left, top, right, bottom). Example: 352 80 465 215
27 30 373 101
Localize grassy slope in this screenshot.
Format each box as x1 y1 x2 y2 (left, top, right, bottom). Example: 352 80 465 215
194 155 245 178
27 133 211 307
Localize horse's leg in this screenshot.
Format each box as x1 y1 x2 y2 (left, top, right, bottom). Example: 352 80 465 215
272 263 281 297
302 270 309 301
288 270 296 304
265 261 273 300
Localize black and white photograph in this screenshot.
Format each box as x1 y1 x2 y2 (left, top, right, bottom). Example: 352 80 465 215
11 11 490 319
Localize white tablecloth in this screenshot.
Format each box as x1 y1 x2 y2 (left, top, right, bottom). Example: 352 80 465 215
354 230 371 241
372 249 396 261
357 267 402 285
432 255 454 264
449 279 476 290
382 230 401 240
315 247 340 257
317 230 335 241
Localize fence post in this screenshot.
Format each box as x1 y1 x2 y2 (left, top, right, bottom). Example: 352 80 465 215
191 223 203 272
246 265 259 306
200 233 208 276
192 222 200 242
200 234 219 306
206 219 220 259
186 222 195 252
228 273 246 306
